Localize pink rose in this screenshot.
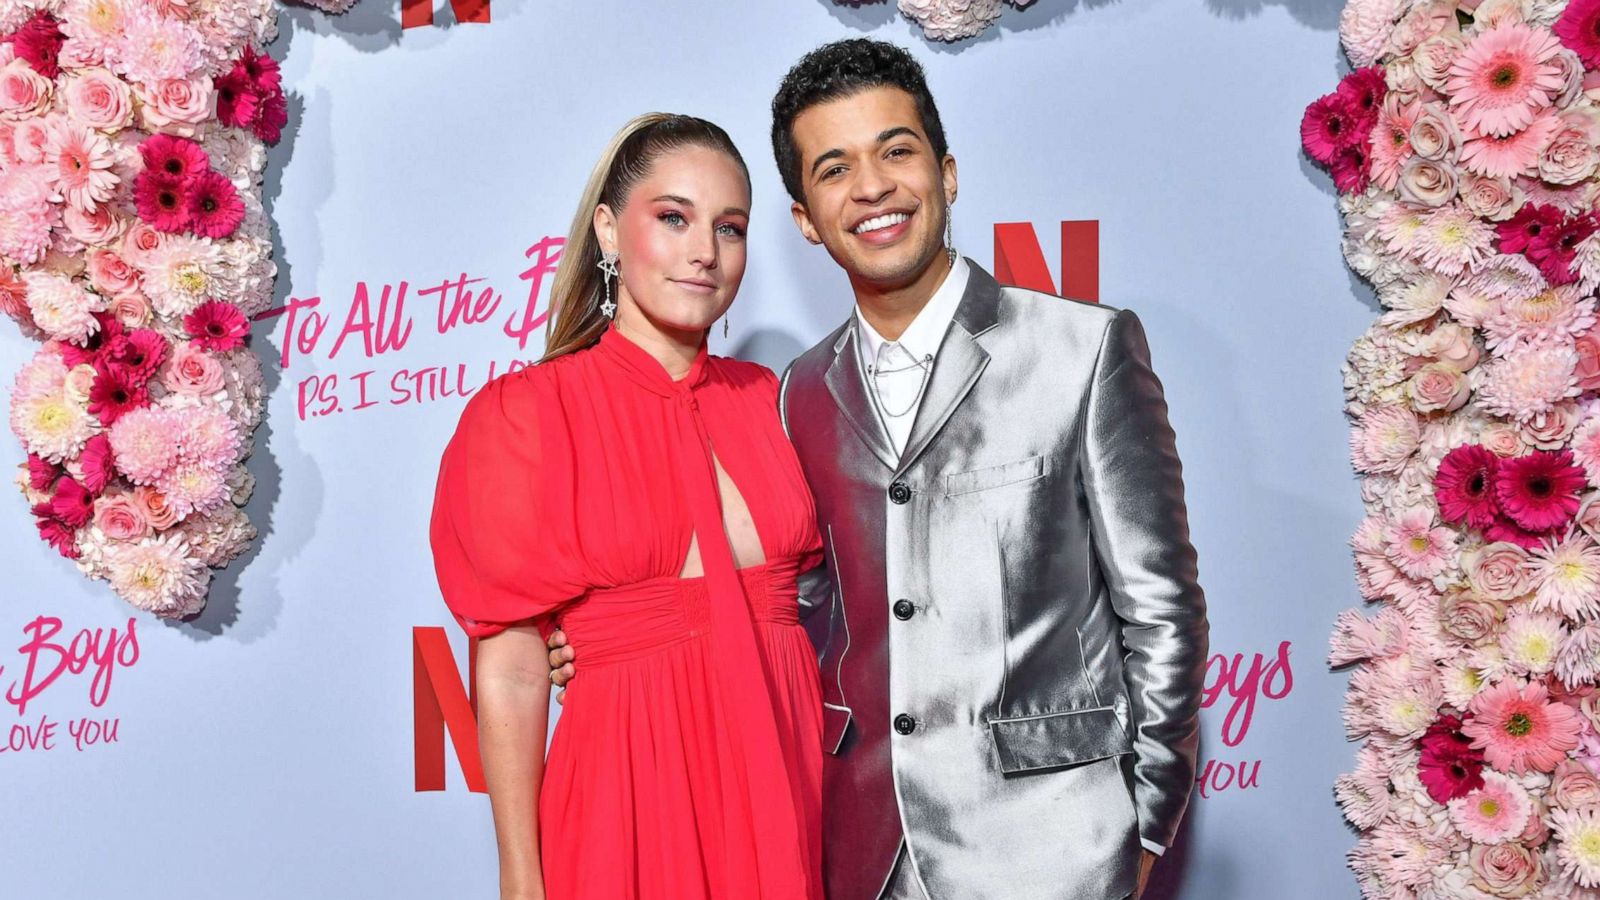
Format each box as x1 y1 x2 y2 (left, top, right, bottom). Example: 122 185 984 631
1413 33 1464 91
63 204 127 248
1398 157 1458 207
1553 48 1587 108
1440 589 1504 642
87 250 140 297
0 60 52 119
1460 172 1520 221
1465 542 1533 601
7 117 48 165
1579 495 1600 543
1575 325 1600 393
93 492 150 542
137 76 214 136
1419 323 1481 370
1552 759 1600 810
1387 2 1455 55
134 486 180 530
1480 423 1526 458
1468 842 1542 896
1540 109 1600 186
1410 104 1461 162
1522 402 1579 449
64 364 97 406
1410 362 1471 412
109 292 151 328
64 69 133 133
120 222 164 266
163 341 225 395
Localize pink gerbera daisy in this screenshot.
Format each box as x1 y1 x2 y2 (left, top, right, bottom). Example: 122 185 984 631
1460 110 1564 178
215 69 261 133
139 135 210 182
77 433 114 495
1499 203 1567 255
26 454 60 492
46 121 118 214
1448 768 1535 842
1385 507 1459 579
59 311 123 368
1463 679 1584 773
133 171 191 234
13 13 66 80
106 329 166 384
238 46 282 95
255 91 288 145
87 362 149 426
1446 22 1567 138
184 171 243 240
49 476 93 528
1556 0 1600 68
1437 444 1502 528
1496 449 1588 532
34 508 78 559
1337 67 1387 124
1331 142 1372 194
1370 98 1419 191
183 301 248 352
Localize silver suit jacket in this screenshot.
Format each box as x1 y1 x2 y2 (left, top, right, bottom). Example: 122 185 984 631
778 263 1208 900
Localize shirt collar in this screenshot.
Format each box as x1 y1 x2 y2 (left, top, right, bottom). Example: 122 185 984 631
855 254 970 367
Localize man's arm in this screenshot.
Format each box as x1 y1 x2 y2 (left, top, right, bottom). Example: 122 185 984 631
1080 307 1209 852
780 362 833 626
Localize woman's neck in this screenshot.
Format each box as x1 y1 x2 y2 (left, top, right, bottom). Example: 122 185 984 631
614 305 703 381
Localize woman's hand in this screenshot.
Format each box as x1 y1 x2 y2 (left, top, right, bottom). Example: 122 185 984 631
546 628 577 703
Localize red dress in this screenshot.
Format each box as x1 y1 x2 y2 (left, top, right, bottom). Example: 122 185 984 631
429 325 825 900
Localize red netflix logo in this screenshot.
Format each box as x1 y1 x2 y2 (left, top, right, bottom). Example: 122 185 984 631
401 0 489 28
411 219 1101 792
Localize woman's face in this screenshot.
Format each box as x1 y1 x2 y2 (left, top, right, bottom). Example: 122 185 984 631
596 145 751 342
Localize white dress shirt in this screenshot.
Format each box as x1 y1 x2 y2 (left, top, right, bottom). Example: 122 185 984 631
853 254 1168 860
855 255 970 456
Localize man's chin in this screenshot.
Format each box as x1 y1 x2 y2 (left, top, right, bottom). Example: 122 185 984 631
845 249 940 290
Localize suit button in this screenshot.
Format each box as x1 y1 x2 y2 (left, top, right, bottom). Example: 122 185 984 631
893 599 915 620
893 714 916 735
889 481 912 504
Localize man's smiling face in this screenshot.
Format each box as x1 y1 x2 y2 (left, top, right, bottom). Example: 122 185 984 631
788 85 957 291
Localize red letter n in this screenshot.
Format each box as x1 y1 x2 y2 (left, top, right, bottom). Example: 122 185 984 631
413 626 486 793
401 0 490 28
992 220 1099 302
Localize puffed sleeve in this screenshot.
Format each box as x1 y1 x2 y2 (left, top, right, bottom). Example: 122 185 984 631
429 372 586 638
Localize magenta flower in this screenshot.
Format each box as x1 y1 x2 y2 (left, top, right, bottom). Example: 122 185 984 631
185 171 244 240
26 454 60 492
49 477 94 528
1485 515 1557 551
78 434 115 496
32 506 78 560
1419 715 1487 804
134 171 192 234
216 70 261 132
1495 450 1587 532
1302 93 1361 164
87 363 150 426
184 301 249 352
1437 445 1502 529
139 134 210 183
13 12 65 80
1555 0 1600 68
1498 203 1566 255
1332 143 1372 194
1531 214 1598 286
1336 67 1387 129
107 329 168 385
59 312 124 368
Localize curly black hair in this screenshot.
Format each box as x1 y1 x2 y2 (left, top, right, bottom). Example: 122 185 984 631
770 38 949 205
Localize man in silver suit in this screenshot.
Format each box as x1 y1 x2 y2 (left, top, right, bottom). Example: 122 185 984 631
553 38 1208 900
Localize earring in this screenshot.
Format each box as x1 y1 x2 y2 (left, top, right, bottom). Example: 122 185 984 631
597 251 619 319
945 204 956 267
723 314 729 340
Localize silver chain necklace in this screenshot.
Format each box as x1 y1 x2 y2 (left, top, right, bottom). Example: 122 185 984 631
867 351 934 418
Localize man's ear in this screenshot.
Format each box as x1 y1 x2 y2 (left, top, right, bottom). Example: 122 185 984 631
791 200 823 246
941 154 959 207
593 203 619 256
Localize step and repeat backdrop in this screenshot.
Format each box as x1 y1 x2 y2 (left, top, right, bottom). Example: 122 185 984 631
0 0 1360 897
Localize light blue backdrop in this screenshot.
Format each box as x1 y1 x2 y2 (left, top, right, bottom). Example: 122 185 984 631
0 0 1366 896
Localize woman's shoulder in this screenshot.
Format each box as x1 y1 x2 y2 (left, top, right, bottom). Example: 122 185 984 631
705 353 779 394
454 352 586 437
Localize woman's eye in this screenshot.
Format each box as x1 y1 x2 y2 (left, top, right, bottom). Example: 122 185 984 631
660 211 686 226
717 223 746 238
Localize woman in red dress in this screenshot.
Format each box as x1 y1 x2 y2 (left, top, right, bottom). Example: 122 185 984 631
429 114 824 900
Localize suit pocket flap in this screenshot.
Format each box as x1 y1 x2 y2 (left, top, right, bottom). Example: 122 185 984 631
823 703 853 755
988 706 1132 774
945 455 1045 495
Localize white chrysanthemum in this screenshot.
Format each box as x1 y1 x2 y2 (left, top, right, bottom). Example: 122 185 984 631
23 271 103 345
1470 644 1512 683
176 503 255 568
1413 205 1495 277
1450 254 1547 326
1441 658 1487 710
1557 623 1600 687
104 534 210 619
1529 533 1600 621
1474 343 1581 423
1344 325 1414 414
1341 0 1405 66
59 0 127 49
1484 286 1597 356
1380 272 1454 327
1500 610 1568 676
104 4 203 84
11 390 96 464
1352 405 1423 474
1552 806 1600 888
140 234 227 319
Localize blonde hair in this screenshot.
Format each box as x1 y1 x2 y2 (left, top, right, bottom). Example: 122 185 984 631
541 113 751 362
